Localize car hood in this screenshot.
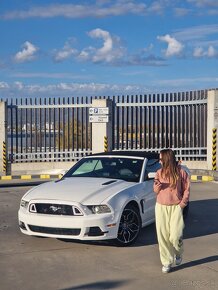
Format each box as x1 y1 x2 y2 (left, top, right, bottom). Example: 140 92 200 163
24 177 134 204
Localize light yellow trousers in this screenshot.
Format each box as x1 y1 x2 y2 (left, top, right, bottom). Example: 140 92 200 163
155 203 185 266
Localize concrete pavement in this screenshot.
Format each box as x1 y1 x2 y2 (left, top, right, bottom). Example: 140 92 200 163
0 182 217 290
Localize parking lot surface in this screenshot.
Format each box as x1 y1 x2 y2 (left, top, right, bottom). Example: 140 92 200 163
0 182 218 290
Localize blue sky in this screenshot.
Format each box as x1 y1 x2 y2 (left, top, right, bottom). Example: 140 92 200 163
0 0 218 99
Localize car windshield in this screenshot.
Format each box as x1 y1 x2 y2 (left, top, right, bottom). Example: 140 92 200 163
64 157 144 182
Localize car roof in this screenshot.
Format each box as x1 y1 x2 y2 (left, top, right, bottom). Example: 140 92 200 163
89 150 159 160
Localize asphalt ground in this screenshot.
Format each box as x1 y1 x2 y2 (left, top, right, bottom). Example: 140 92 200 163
0 182 217 290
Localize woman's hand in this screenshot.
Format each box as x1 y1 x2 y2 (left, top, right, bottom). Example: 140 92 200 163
154 179 162 193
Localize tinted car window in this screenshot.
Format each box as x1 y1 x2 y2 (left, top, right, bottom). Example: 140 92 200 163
65 157 143 182
144 159 160 180
71 159 103 175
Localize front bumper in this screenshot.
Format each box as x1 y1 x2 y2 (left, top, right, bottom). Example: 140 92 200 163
18 207 119 241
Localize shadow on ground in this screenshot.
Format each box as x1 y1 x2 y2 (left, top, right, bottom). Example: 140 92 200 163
61 280 129 290
172 255 218 272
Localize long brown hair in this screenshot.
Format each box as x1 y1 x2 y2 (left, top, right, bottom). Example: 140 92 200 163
160 149 179 187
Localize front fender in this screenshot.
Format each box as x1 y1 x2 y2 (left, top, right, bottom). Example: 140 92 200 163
105 183 144 224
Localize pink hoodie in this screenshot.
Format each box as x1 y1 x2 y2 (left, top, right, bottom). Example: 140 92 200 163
153 167 190 208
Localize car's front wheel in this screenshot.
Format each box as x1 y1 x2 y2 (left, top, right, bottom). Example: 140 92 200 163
115 205 141 246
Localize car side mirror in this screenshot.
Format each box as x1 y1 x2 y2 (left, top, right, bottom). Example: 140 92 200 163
147 172 156 179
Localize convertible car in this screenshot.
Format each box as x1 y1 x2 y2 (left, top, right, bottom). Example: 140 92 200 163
18 151 188 246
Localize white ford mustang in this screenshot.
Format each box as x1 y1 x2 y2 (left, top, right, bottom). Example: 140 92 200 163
18 151 164 246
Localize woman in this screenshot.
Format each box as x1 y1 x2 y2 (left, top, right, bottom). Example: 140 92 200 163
154 149 190 273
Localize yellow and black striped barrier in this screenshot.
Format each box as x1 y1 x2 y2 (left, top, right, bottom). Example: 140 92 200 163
191 175 214 182
3 141 7 174
0 174 62 181
104 136 108 152
212 128 217 170
0 174 215 182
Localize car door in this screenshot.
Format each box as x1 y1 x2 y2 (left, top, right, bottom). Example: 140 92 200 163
141 159 161 223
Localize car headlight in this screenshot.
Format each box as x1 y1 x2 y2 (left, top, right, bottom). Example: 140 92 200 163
20 200 29 209
87 205 111 214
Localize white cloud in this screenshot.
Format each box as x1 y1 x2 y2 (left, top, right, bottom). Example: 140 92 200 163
12 72 92 80
187 0 218 8
54 39 78 62
173 25 218 58
193 45 217 57
193 46 204 57
1 78 218 99
0 81 151 98
59 29 165 66
78 49 92 61
147 1 166 14
2 1 147 20
156 76 218 87
208 45 217 57
88 28 113 62
157 34 184 57
0 81 9 89
79 28 125 64
14 41 38 63
14 81 24 90
173 25 218 41
2 0 218 20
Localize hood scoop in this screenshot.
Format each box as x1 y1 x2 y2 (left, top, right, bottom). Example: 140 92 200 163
102 180 117 185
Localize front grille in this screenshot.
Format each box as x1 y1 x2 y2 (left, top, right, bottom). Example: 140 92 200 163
31 203 76 215
28 225 81 236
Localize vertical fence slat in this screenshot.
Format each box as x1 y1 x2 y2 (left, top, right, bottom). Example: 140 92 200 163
120 95 124 150
139 95 142 149
10 98 13 160
44 98 47 153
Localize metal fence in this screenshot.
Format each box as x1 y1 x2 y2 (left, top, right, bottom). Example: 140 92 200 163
113 91 207 160
7 97 93 162
6 90 208 162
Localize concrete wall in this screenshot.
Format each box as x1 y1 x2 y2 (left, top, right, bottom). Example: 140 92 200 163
11 160 208 175
11 161 75 175
182 161 208 170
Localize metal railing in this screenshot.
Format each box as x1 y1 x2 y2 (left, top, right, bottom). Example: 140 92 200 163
114 147 207 160
10 149 92 163
6 90 208 162
112 90 207 160
7 97 93 162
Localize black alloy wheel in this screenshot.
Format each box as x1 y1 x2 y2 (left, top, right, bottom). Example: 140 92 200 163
115 205 141 246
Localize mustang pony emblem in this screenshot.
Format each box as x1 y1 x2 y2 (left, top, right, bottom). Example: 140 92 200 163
49 205 61 212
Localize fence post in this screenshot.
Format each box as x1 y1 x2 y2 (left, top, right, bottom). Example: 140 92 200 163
0 101 8 175
212 128 217 170
91 99 113 154
207 89 218 170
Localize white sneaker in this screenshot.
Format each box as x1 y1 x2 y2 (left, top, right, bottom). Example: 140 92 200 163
175 255 182 265
162 265 171 273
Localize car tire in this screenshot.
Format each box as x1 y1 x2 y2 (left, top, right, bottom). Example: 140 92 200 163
115 205 142 247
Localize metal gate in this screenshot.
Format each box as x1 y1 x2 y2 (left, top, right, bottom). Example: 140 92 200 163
112 90 207 160
7 97 92 163
6 90 208 163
